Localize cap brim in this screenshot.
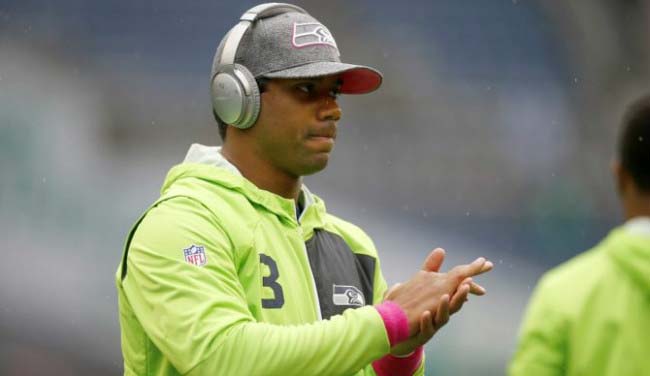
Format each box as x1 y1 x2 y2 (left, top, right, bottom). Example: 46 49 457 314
262 62 383 94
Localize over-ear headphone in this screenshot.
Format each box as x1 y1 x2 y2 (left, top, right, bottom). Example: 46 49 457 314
211 3 308 129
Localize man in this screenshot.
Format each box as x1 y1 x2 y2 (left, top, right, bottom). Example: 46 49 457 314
509 94 650 376
116 3 493 375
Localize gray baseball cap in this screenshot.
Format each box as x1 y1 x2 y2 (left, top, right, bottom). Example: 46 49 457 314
211 10 383 94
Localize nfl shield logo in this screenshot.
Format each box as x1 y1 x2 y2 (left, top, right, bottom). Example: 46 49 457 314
183 245 207 267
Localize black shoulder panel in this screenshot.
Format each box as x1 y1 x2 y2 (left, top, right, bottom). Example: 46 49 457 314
305 229 376 320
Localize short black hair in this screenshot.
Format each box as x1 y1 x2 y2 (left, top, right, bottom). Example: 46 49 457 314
619 94 650 193
214 110 228 141
213 77 270 141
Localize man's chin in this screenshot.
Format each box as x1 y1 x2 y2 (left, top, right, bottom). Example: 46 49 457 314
299 153 331 176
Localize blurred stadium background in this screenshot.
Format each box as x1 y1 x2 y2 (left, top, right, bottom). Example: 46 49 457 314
2 0 649 374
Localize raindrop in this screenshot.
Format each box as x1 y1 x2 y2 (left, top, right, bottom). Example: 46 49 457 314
573 77 579 83
42 177 47 183
639 136 644 142
625 66 631 72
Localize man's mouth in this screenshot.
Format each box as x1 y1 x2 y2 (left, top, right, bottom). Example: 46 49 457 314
308 126 337 140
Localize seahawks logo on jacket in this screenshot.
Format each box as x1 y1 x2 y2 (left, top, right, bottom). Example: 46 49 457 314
305 229 375 319
333 285 365 307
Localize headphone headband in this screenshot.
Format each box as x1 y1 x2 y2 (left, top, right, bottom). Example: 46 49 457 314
212 3 311 129
219 3 308 66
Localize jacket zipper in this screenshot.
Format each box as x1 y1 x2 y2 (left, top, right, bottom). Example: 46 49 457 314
297 225 322 321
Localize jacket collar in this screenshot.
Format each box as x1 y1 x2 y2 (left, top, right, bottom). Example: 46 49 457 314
623 216 650 238
177 143 323 225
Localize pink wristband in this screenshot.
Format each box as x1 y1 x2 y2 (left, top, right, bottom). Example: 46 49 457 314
372 346 424 376
375 301 409 346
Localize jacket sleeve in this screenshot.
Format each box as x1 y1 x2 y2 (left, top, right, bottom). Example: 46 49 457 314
120 196 391 376
414 361 425 375
508 275 567 376
362 239 426 376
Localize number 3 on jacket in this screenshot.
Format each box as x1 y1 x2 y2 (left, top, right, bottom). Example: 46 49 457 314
259 253 285 308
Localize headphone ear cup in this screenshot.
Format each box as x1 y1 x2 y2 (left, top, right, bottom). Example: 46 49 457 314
234 64 260 130
211 64 260 130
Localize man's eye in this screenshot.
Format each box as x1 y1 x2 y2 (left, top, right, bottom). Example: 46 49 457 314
296 83 315 94
329 88 341 99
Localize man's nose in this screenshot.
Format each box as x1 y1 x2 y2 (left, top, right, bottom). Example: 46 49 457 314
318 98 342 122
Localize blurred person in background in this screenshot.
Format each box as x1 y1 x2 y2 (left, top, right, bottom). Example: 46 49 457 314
115 3 492 376
509 94 650 376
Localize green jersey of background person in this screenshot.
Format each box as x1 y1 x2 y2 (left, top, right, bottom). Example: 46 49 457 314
509 94 650 376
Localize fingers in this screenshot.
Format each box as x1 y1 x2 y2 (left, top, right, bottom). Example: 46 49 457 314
449 281 471 314
422 248 445 272
419 310 434 337
445 255 492 295
389 309 437 356
450 257 493 280
478 260 494 275
469 281 486 295
434 294 450 328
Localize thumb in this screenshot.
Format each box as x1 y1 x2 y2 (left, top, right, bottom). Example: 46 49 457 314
422 248 445 272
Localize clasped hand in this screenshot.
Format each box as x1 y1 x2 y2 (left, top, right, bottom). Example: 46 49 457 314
384 248 493 356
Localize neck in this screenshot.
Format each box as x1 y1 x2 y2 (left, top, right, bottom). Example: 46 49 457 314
622 193 650 221
221 142 302 201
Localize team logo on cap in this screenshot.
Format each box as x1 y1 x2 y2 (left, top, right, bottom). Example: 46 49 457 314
292 22 338 50
183 245 207 267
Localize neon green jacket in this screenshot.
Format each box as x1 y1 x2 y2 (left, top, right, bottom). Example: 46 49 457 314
509 222 650 376
116 145 423 376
